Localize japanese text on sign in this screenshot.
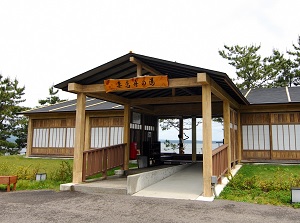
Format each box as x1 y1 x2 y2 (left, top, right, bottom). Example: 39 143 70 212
104 76 169 93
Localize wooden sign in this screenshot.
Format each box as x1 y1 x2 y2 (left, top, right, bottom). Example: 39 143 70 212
104 76 169 93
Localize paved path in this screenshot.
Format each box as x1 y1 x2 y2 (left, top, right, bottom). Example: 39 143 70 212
133 162 203 200
1 190 299 223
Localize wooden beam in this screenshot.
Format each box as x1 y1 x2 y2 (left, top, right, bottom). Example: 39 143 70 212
68 83 105 93
197 73 240 109
72 93 86 183
202 84 213 197
69 77 203 96
123 104 131 170
137 64 142 77
210 78 240 109
240 104 300 113
223 100 231 175
169 77 201 88
130 57 163 76
197 73 210 85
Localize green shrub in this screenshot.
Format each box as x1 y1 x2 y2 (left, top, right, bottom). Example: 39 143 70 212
49 161 72 182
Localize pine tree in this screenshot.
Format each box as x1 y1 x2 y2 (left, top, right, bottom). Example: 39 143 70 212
38 85 65 106
0 75 26 155
287 36 300 86
219 45 264 89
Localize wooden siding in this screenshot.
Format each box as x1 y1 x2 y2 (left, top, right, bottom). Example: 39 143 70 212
271 112 300 124
243 150 271 159
241 112 300 160
241 113 269 125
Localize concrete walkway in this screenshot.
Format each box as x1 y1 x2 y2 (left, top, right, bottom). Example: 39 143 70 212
133 162 203 200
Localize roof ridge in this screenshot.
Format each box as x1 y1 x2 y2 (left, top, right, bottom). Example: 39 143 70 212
286 86 291 102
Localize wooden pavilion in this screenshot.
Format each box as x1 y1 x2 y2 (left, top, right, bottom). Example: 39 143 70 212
23 52 300 197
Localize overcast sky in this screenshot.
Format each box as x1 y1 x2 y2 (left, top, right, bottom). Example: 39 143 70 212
1 0 299 140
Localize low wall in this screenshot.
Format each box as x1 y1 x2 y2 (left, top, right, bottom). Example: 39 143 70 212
127 164 190 195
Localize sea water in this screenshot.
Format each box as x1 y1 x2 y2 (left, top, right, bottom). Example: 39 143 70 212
160 140 222 154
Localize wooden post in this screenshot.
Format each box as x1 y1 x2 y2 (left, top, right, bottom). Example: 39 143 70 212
192 116 197 162
179 117 184 154
72 93 86 183
137 64 142 77
202 84 212 197
26 117 33 157
237 111 242 162
84 113 91 151
223 100 231 175
123 104 131 170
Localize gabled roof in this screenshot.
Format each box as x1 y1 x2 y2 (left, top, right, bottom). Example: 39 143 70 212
54 52 248 105
242 87 300 104
22 97 123 114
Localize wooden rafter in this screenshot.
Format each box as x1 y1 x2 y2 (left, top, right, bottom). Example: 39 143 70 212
197 73 240 109
130 56 163 76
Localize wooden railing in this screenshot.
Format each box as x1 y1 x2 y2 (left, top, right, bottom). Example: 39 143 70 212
82 143 126 181
212 144 228 183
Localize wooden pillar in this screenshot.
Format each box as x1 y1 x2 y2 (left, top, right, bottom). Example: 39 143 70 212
179 117 184 154
73 93 86 183
202 84 212 197
84 113 91 151
237 111 242 163
223 100 231 174
137 64 142 77
123 104 131 170
192 116 197 162
26 117 33 157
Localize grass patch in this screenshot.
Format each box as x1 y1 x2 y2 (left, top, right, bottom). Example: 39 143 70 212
0 155 73 191
0 155 137 191
219 164 300 208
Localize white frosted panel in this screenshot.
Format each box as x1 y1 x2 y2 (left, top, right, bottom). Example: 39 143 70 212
289 125 296 150
242 125 248 150
95 127 100 148
66 128 75 148
295 125 300 150
282 125 289 151
272 125 278 150
49 128 55 147
110 127 116 145
253 125 259 150
263 125 270 150
247 125 253 150
58 128 66 147
33 129 38 147
277 125 284 150
104 127 109 147
90 128 95 148
110 127 123 145
49 128 66 147
35 128 48 147
258 125 264 150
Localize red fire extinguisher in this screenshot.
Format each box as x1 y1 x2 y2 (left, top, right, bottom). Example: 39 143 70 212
130 142 138 160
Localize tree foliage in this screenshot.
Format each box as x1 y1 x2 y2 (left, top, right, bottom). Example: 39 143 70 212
219 37 300 89
287 36 300 86
38 85 65 106
0 74 27 155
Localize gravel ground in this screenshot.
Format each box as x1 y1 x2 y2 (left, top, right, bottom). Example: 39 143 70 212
0 190 299 223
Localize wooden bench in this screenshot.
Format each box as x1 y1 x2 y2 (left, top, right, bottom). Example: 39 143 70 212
0 176 17 192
